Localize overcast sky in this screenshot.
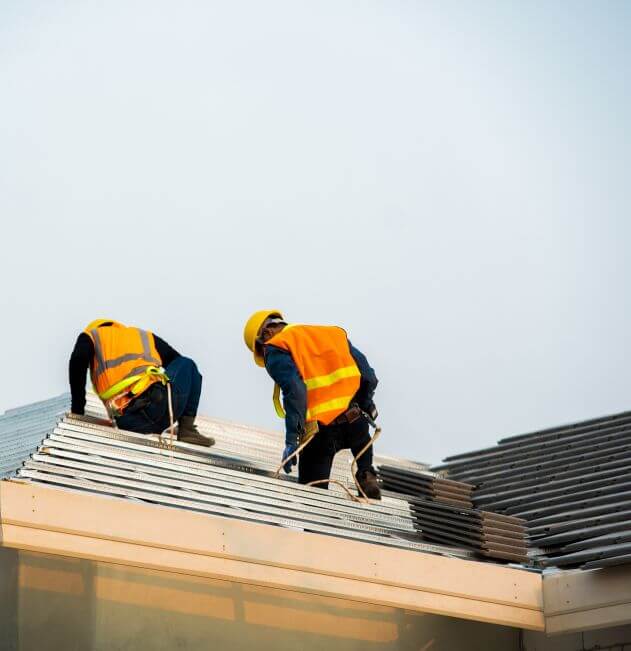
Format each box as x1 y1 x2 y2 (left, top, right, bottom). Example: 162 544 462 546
1 1 630 464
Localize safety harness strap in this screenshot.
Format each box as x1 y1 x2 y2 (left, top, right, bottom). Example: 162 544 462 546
99 366 169 401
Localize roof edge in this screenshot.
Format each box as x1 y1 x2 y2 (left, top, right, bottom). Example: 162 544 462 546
0 480 544 631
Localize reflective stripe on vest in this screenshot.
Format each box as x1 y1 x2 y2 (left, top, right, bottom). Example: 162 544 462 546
85 326 164 404
266 324 361 425
99 366 168 401
304 365 360 390
91 328 161 378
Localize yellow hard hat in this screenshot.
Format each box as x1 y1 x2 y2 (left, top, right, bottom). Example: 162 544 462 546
85 319 123 332
243 310 283 367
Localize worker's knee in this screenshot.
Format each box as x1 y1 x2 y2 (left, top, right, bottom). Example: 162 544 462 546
298 450 334 487
175 356 202 381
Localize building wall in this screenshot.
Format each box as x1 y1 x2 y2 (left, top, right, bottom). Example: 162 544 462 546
524 626 631 651
0 548 521 651
0 548 19 651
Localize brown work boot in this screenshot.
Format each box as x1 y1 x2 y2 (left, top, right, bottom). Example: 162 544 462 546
356 469 381 500
177 416 215 447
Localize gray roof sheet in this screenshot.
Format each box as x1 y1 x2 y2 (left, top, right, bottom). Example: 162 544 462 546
434 410 631 570
0 393 69 478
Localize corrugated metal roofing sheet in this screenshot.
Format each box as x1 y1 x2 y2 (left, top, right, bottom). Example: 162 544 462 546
0 393 69 478
3 393 478 561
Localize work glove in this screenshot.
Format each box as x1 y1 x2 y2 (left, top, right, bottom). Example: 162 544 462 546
281 443 298 474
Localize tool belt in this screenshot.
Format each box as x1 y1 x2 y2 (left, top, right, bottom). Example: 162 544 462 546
122 383 166 415
297 405 362 447
298 420 319 445
331 404 362 426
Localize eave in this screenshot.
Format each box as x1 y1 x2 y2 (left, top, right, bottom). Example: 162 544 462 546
0 480 544 631
543 565 631 634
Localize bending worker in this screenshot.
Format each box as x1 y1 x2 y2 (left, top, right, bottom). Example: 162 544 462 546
243 311 381 499
69 319 214 447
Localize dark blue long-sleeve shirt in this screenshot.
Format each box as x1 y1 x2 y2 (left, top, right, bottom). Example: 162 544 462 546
264 340 378 446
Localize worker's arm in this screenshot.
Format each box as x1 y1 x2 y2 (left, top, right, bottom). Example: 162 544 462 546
264 346 307 447
69 333 94 415
153 335 181 367
349 342 379 413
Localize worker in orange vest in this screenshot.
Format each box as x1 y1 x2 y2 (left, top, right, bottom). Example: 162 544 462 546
243 310 381 499
69 319 214 447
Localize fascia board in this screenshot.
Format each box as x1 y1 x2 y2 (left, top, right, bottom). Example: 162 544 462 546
0 480 544 631
544 567 631 634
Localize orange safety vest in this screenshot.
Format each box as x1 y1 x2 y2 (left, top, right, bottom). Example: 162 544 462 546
266 324 361 425
84 324 165 416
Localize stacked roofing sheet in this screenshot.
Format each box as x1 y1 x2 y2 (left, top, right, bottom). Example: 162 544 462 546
3 393 475 561
378 464 529 562
379 465 474 507
434 409 631 570
409 500 528 563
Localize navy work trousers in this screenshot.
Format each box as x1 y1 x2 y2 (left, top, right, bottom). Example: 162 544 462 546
116 357 202 434
298 417 374 488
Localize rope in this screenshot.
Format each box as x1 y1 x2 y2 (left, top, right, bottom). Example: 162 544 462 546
159 382 176 455
306 478 363 502
350 423 381 501
274 410 381 504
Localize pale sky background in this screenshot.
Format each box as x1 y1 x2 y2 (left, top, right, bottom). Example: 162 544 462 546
1 1 630 464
